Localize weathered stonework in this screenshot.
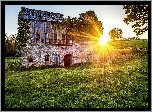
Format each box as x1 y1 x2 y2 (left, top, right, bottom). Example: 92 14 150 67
21 41 97 67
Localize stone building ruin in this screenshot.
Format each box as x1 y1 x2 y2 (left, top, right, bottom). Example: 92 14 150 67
20 7 97 67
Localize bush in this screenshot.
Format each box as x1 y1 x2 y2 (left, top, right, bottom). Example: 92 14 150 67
5 57 21 72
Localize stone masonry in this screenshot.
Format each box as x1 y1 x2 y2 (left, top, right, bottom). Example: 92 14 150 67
21 41 97 67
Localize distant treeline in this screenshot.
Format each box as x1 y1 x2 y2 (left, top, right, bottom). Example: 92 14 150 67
5 34 19 57
122 37 140 41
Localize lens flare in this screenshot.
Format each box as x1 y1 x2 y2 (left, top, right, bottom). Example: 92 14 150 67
99 35 110 46
66 15 118 68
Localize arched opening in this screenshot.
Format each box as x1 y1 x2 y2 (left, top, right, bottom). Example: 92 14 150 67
27 55 33 66
64 54 72 67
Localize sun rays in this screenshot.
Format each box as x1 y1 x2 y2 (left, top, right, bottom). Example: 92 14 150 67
68 16 121 68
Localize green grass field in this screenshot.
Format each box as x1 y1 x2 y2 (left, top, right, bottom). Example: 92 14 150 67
108 39 148 49
5 40 149 108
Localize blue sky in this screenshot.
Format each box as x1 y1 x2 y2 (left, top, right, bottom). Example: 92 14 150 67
5 5 148 39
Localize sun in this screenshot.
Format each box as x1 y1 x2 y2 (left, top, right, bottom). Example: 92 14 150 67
99 35 110 46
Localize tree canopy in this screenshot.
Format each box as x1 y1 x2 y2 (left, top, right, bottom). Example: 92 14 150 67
109 28 123 40
62 10 104 42
78 10 104 41
123 5 148 36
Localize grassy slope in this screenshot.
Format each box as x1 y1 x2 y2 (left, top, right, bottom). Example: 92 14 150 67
5 40 148 108
5 56 148 108
108 40 148 49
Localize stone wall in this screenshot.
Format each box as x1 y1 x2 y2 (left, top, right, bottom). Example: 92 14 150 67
21 42 96 67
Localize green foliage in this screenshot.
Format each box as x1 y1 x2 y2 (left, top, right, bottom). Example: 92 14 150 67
78 10 104 37
62 16 77 40
128 40 148 48
16 11 30 56
5 57 21 72
123 5 148 36
5 35 17 57
62 10 104 42
5 39 14 57
109 28 123 40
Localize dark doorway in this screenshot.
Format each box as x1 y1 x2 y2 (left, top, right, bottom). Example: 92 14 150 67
64 54 72 67
45 54 50 65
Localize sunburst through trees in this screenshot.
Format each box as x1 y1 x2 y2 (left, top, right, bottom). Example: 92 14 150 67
65 10 122 69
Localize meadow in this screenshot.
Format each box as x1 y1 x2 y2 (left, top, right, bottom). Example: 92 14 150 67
5 40 149 108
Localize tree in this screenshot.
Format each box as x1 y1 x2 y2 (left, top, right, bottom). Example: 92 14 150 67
16 10 30 56
5 34 16 57
78 10 104 39
109 28 123 40
5 39 12 57
123 5 148 36
61 10 104 42
62 16 77 40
